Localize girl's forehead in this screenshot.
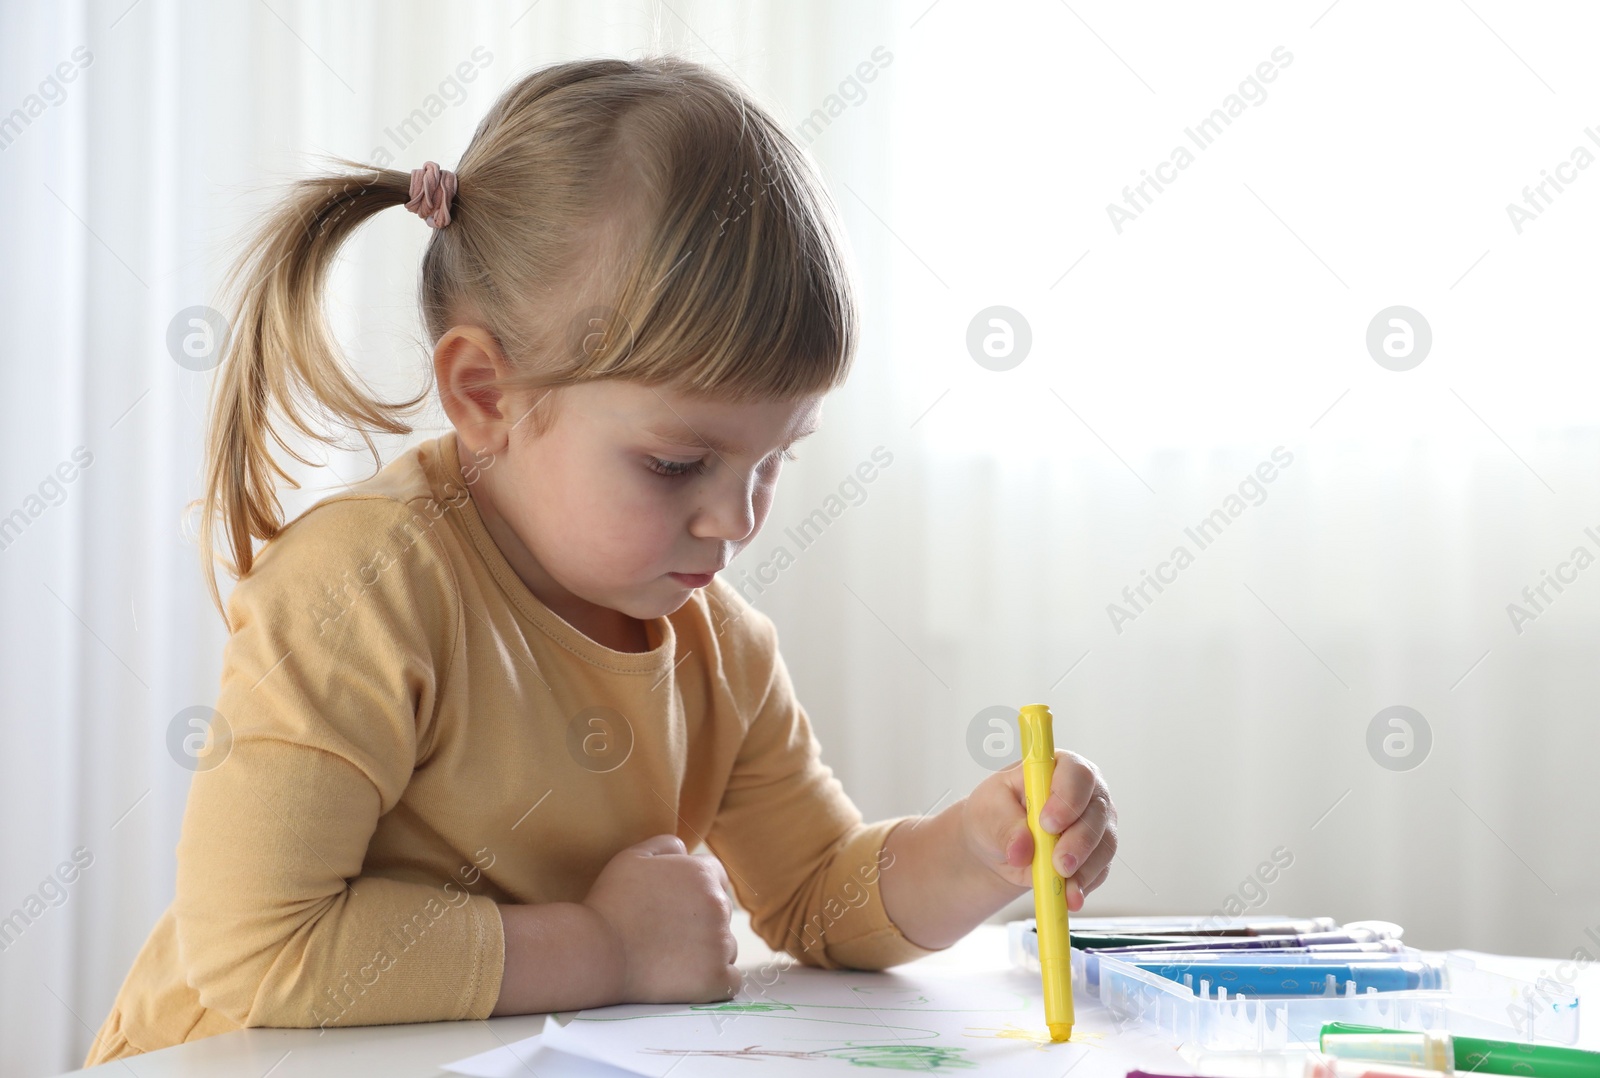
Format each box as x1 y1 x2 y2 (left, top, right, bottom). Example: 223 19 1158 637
590 382 823 452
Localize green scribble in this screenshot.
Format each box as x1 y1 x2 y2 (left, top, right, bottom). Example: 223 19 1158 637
821 1044 976 1070
689 1000 797 1014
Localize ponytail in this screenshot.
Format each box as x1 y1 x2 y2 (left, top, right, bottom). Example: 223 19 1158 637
196 158 430 630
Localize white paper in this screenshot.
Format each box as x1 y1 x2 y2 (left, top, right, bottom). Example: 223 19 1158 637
442 1030 642 1078
527 965 1186 1077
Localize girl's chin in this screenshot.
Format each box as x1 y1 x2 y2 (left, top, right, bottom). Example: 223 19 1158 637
611 585 695 620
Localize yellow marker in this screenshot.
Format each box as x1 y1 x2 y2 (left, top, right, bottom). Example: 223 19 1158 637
1018 703 1073 1043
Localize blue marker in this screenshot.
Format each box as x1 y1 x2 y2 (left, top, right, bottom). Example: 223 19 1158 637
1079 948 1413 991
1137 962 1444 996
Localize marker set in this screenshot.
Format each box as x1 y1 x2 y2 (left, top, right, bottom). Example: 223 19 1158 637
1036 916 1423 999
1074 919 1429 997
1008 914 1582 1051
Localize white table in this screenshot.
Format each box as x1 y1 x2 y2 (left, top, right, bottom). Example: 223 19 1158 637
58 917 1600 1076
58 911 992 1076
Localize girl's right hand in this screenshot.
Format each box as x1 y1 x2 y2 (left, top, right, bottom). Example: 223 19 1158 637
582 834 741 1004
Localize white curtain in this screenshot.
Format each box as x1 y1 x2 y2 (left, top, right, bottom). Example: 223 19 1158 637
784 0 1600 968
4 1 1598 1073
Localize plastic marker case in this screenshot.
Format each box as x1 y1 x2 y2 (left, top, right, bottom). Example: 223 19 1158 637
1077 949 1429 993
1009 920 1580 1051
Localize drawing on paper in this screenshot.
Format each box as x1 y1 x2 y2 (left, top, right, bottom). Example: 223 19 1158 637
536 965 1107 1076
450 964 1186 1078
642 1043 977 1070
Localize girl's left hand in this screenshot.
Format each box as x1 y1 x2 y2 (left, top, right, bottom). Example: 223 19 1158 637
960 750 1118 911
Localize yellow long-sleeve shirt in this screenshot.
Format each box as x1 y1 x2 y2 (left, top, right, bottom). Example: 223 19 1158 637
84 431 937 1067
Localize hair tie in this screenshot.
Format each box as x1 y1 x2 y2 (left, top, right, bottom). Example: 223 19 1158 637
406 161 458 229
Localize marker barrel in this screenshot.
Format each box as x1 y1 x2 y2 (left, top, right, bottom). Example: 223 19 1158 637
1322 1030 1455 1071
1322 1024 1600 1078
1305 1053 1455 1078
1019 703 1073 1041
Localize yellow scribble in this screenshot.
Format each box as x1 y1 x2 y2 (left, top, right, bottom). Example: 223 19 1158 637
964 1023 1107 1048
963 1023 1055 1048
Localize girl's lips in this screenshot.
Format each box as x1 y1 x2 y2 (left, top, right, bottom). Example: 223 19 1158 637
668 571 716 588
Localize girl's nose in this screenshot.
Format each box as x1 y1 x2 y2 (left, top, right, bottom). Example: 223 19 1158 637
692 470 757 543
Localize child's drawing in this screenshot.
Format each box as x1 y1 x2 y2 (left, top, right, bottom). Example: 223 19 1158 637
642 1043 977 1070
538 966 1183 1077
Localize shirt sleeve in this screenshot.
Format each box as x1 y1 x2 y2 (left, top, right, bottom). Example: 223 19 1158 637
702 586 945 971
172 495 505 1029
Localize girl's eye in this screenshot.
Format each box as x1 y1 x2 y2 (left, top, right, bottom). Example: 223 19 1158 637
646 456 705 478
647 447 796 478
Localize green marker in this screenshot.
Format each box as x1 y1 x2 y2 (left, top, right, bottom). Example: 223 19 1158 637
1321 1023 1600 1078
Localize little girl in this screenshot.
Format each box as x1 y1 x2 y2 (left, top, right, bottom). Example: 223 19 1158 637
85 56 1117 1066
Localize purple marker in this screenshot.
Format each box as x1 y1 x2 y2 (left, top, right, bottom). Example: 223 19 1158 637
1094 934 1408 953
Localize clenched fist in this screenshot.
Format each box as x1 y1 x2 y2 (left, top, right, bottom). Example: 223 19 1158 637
582 834 741 1003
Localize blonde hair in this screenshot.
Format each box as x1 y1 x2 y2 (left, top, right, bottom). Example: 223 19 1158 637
199 56 859 628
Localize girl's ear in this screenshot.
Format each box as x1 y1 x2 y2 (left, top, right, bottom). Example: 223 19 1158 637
434 325 514 452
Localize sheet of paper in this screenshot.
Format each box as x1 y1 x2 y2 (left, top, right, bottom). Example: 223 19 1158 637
526 965 1186 1077
442 1035 642 1078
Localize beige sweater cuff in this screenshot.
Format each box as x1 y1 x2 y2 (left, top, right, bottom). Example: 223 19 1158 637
790 816 950 970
